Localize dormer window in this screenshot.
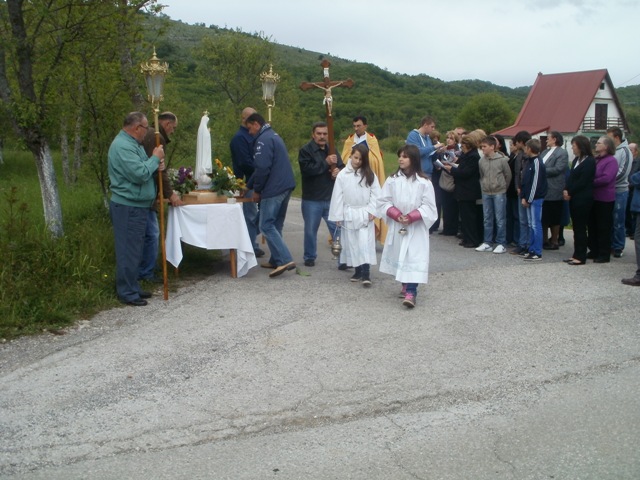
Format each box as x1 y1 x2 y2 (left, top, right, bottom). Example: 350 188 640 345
600 82 605 90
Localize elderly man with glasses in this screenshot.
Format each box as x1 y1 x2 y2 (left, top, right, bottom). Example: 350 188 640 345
108 112 165 306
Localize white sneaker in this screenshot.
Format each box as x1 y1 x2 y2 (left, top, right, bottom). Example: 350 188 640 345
475 243 493 252
493 245 506 254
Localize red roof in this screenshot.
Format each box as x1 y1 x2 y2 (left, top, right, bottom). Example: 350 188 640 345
494 69 618 137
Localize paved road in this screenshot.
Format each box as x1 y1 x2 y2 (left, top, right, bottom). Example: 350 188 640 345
1 198 639 479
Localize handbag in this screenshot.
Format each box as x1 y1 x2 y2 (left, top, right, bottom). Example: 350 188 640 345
439 170 455 192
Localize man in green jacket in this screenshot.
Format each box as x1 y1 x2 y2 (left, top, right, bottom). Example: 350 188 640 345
108 112 165 306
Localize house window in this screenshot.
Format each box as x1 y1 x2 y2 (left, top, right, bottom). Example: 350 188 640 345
600 82 605 90
595 104 608 130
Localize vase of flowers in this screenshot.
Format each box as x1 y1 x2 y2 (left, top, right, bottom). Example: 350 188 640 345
209 158 246 197
167 166 197 197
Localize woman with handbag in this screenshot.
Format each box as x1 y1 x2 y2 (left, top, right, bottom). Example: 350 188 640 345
438 131 461 236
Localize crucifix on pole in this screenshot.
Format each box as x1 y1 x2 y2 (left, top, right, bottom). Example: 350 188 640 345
299 59 354 156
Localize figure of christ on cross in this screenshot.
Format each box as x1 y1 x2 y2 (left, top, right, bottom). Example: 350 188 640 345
300 60 354 163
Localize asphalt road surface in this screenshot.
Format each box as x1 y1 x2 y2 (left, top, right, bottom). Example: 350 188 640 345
2 198 639 479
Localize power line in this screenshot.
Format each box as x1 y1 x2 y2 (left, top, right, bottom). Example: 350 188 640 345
618 72 640 87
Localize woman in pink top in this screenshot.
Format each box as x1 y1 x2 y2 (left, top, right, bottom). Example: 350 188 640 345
587 136 618 263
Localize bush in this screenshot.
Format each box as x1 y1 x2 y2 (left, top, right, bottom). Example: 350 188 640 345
0 186 118 339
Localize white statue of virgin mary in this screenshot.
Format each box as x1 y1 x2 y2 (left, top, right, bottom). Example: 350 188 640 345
195 112 213 189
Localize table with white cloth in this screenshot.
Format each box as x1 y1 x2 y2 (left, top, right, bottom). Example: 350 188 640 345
166 203 257 278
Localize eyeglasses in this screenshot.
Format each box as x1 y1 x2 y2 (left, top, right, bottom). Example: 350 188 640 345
138 124 149 130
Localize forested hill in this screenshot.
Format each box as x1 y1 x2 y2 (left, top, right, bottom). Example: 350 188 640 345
144 14 638 161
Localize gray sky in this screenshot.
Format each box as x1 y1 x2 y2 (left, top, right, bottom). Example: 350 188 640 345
158 0 640 89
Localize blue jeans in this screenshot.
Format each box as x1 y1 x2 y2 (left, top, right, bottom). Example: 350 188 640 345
259 190 294 267
526 199 544 255
612 190 628 251
301 199 337 262
110 202 148 302
402 283 418 297
517 199 530 249
481 193 506 246
243 189 260 250
138 209 159 280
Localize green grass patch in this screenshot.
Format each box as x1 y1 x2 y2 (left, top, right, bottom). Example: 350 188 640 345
0 148 221 340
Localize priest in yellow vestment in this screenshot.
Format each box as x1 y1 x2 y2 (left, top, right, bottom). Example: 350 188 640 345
341 116 388 242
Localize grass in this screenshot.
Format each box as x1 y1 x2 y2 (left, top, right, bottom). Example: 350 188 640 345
0 148 223 340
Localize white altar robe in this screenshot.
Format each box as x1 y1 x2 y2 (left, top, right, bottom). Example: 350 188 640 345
328 163 381 267
377 172 437 284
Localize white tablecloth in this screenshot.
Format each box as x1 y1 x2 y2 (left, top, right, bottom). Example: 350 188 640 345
166 203 257 277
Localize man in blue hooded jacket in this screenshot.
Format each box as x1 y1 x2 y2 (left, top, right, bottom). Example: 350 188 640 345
246 113 297 278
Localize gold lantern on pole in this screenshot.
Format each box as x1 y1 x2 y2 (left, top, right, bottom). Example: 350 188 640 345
260 64 280 123
140 47 170 300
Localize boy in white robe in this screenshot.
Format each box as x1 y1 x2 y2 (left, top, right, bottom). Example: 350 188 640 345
378 145 438 308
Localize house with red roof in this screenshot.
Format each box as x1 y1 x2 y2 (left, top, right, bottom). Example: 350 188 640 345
494 69 630 147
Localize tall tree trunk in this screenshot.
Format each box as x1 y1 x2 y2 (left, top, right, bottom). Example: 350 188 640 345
33 140 64 237
117 1 144 109
73 108 83 183
0 138 4 165
61 125 71 186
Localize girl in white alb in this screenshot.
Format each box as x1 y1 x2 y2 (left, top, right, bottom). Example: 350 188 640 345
328 144 381 286
378 144 438 308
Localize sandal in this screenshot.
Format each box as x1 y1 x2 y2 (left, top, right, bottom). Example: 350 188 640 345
567 260 585 265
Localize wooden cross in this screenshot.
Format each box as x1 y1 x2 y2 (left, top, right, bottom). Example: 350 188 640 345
299 59 354 155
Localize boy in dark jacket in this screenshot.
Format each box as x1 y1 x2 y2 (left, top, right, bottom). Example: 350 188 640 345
520 139 547 261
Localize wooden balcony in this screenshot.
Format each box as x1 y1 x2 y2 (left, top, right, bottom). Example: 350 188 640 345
581 117 625 132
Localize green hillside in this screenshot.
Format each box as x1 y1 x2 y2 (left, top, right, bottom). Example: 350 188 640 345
145 13 640 165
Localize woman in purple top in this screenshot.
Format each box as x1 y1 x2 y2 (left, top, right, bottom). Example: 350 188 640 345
587 136 618 263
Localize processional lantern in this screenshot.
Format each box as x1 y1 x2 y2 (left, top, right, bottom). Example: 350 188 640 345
140 47 170 300
260 64 280 123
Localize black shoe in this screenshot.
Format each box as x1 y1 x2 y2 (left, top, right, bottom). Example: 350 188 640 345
139 290 152 299
593 258 610 263
338 263 350 271
125 298 148 307
304 259 315 267
254 248 265 258
613 250 623 258
558 238 565 246
586 251 596 259
361 276 372 287
350 272 362 282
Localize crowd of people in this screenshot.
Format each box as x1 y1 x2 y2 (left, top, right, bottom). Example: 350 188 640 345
433 125 640 283
106 109 640 308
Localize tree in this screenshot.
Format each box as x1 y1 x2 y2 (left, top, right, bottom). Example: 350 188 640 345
455 92 516 134
195 30 275 108
0 0 162 236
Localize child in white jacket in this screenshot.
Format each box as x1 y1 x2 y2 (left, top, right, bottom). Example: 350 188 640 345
378 144 438 308
329 144 381 286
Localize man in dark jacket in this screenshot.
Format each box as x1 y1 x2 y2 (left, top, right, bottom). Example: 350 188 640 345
230 107 264 257
246 113 297 278
298 122 344 267
139 112 181 282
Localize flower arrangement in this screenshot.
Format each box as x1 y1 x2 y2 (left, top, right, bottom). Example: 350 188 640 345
167 167 196 196
209 158 246 197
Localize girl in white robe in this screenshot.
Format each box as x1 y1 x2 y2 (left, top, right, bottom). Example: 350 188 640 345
329 144 381 286
378 144 438 308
